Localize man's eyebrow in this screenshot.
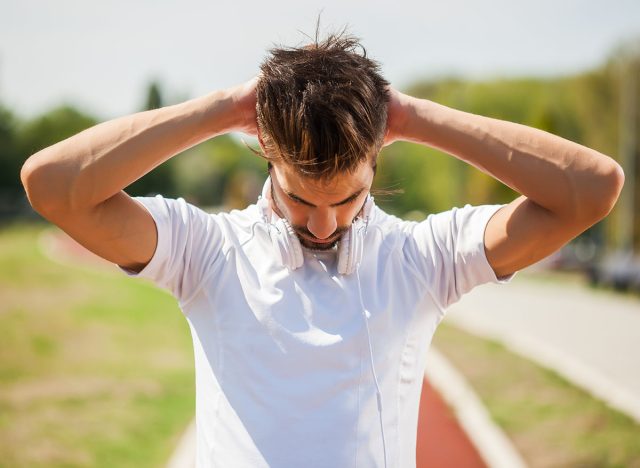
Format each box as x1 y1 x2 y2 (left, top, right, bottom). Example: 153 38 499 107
285 188 365 207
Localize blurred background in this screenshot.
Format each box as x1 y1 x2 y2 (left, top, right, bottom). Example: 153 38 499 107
1 1 640 467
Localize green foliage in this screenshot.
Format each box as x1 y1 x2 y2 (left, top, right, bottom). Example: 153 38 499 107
376 64 630 252
2 55 637 248
126 81 172 198
0 106 22 199
0 105 97 215
172 135 267 207
17 105 98 157
143 81 163 111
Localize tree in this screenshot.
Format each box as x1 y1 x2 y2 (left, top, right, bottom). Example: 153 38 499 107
0 106 22 204
17 105 97 156
144 81 163 110
2 105 97 217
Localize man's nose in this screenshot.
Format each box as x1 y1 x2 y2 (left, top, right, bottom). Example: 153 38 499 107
307 208 337 240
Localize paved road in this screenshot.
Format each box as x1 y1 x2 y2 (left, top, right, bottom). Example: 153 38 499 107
445 273 640 422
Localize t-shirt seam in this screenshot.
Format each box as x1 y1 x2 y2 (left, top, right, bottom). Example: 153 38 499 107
480 204 512 282
354 335 363 467
371 218 448 314
125 196 168 279
401 224 446 310
179 213 229 310
395 314 418 467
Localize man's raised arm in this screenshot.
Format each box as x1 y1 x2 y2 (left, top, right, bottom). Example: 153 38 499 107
384 89 624 278
21 78 257 271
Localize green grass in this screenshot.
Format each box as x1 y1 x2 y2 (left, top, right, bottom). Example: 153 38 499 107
433 323 640 468
0 224 194 467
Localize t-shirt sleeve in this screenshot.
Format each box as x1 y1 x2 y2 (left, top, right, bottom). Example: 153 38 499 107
406 204 514 309
119 195 224 306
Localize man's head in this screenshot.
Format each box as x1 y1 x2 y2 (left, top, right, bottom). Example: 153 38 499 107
255 28 390 249
255 29 390 179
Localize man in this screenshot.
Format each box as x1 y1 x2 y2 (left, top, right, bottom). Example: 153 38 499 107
21 30 623 467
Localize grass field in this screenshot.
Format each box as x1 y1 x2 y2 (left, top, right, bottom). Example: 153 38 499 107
4 222 640 467
434 323 640 467
0 224 194 467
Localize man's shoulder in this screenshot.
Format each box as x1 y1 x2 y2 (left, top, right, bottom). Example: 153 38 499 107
369 205 405 227
372 204 500 224
369 203 503 244
369 205 434 232
208 203 267 248
132 195 261 234
216 203 261 228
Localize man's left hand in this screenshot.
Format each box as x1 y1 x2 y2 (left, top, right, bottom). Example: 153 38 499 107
382 87 409 147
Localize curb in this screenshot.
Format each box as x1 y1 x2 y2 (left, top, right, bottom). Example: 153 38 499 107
426 347 528 468
166 420 196 468
448 318 640 425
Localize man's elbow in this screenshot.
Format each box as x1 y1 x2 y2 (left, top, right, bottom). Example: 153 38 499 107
587 157 625 222
21 152 70 217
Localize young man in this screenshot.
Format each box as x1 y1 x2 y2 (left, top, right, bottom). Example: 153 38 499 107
21 31 623 467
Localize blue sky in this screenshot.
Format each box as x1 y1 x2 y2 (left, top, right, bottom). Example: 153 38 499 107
2 0 639 119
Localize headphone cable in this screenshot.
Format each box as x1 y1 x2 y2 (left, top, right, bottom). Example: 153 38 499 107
355 268 388 468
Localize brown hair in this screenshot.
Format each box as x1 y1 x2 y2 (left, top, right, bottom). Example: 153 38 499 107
254 25 390 180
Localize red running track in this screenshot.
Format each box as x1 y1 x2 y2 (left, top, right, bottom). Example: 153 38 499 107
417 378 486 467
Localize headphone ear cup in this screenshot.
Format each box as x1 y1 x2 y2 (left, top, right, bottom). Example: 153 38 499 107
338 221 362 275
273 218 304 271
337 226 352 275
352 221 364 271
337 195 373 275
260 176 304 271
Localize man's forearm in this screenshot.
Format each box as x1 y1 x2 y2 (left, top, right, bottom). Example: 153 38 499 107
22 88 237 214
397 96 623 222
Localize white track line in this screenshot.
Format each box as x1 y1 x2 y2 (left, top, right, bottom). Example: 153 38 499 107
166 420 196 468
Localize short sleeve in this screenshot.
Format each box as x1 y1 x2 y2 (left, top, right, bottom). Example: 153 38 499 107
119 195 224 306
405 204 514 309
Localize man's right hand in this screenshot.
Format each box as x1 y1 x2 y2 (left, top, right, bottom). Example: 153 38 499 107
382 86 410 148
229 76 259 137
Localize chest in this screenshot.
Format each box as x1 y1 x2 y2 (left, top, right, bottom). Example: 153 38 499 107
210 242 423 361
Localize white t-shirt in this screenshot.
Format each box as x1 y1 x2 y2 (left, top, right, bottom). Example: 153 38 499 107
124 193 511 468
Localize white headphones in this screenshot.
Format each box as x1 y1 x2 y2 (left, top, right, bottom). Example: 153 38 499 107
257 176 374 275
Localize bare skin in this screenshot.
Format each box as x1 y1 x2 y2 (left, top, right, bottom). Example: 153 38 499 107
21 78 623 278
